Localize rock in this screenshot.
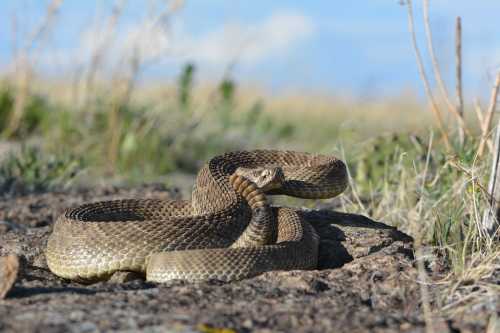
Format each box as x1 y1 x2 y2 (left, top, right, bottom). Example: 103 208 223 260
300 209 414 269
0 254 19 299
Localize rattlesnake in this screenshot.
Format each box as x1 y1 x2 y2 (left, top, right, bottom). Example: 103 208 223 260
46 150 348 282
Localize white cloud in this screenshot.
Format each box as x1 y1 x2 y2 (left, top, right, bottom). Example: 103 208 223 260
34 10 315 75
177 11 315 65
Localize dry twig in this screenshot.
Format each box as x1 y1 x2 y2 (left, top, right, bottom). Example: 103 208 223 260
406 0 451 150
480 71 500 236
422 1 468 139
2 0 64 138
455 17 465 143
474 98 485 127
83 0 127 107
104 1 184 173
474 99 494 152
415 243 436 333
478 72 500 157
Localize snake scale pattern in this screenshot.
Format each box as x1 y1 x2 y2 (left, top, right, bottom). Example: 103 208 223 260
45 150 348 282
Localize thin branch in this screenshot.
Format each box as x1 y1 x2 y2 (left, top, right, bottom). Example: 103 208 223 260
455 16 465 143
482 113 500 236
406 0 451 150
474 99 493 152
473 98 484 126
415 241 436 333
478 71 500 157
24 0 64 53
104 0 184 173
9 11 18 65
2 0 64 138
83 0 127 106
423 0 469 137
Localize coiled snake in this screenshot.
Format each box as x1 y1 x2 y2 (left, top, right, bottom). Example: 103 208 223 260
46 150 348 282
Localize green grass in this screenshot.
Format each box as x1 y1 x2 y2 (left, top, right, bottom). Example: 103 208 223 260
347 133 494 259
1 65 300 179
0 146 82 193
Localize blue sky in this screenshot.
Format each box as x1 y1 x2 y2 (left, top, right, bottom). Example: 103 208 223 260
0 0 499 98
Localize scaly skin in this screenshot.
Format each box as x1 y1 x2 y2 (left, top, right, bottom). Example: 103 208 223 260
45 150 348 282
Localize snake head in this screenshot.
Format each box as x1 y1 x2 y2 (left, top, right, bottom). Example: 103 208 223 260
234 166 285 192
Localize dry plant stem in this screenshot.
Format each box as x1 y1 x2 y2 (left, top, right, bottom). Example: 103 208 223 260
474 98 485 127
418 133 433 214
422 1 469 138
3 0 64 138
3 60 29 139
10 11 18 61
486 313 498 333
2 15 22 139
482 110 500 236
415 241 435 333
102 2 181 172
83 0 179 108
474 99 494 152
24 0 64 53
478 71 500 157
455 17 465 143
83 0 126 107
107 55 140 173
406 0 451 150
340 147 366 213
448 158 493 204
107 100 123 173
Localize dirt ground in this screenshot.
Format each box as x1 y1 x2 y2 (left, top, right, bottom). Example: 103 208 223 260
0 184 494 333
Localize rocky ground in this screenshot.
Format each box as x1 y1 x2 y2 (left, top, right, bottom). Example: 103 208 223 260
0 184 494 332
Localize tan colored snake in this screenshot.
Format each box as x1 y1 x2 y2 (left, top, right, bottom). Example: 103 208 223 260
46 150 348 282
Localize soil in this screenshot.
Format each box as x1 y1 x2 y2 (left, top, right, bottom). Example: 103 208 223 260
0 184 494 333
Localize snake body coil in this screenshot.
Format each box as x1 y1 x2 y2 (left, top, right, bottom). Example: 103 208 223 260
46 150 348 282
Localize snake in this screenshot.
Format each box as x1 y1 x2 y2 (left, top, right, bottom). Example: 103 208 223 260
45 150 348 282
